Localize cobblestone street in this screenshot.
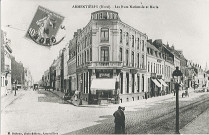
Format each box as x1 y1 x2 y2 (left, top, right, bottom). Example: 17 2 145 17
2 89 209 134
65 93 209 134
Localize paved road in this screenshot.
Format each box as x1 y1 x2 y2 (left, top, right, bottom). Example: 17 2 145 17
1 89 209 135
65 93 209 134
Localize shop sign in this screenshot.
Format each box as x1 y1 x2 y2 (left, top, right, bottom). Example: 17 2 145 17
26 6 65 46
99 73 111 78
96 69 113 78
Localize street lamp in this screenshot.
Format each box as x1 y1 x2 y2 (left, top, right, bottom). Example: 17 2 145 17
172 67 183 134
13 80 17 96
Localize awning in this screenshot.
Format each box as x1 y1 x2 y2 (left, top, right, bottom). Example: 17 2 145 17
91 78 116 90
151 79 162 87
159 79 168 87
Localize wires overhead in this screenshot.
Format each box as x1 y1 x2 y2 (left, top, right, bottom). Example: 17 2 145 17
4 24 26 32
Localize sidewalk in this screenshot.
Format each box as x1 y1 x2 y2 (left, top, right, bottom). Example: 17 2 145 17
49 88 200 108
48 89 89 106
180 107 209 134
1 89 25 111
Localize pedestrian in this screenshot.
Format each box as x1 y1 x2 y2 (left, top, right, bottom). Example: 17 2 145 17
113 106 126 134
145 92 148 100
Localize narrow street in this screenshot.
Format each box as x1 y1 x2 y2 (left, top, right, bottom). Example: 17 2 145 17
1 89 209 135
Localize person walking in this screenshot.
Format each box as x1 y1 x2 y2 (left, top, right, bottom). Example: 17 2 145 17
113 106 126 134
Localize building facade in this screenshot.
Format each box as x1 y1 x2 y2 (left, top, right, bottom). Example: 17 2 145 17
1 30 13 96
66 10 148 104
146 40 168 98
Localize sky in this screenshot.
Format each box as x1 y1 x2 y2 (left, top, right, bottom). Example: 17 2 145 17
1 0 209 82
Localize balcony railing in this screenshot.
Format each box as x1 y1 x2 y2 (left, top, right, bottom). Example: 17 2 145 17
86 61 123 67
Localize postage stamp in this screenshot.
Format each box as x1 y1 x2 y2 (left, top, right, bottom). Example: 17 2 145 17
25 6 65 46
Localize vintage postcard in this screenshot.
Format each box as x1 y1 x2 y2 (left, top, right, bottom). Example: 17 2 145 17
1 0 209 135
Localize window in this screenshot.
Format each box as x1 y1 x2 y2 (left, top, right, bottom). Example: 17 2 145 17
137 75 140 92
87 50 89 61
126 73 129 93
155 51 158 57
132 74 134 93
150 49 153 55
119 48 123 61
131 51 134 67
148 62 150 72
132 35 134 47
142 55 144 69
120 29 122 43
126 32 129 45
142 40 144 51
154 63 155 73
78 56 80 66
90 30 92 44
90 48 92 61
84 51 87 63
101 28 109 42
101 47 109 61
137 53 139 68
85 36 88 48
160 65 161 74
151 63 153 73
137 38 139 49
126 50 129 66
142 74 144 92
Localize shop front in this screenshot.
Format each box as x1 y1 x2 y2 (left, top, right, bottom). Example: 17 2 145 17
151 78 162 97
90 78 118 104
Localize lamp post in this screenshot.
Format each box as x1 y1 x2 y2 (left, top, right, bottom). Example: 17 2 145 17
13 80 17 96
172 67 183 134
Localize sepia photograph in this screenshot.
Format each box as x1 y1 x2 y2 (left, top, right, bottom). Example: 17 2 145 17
1 0 209 134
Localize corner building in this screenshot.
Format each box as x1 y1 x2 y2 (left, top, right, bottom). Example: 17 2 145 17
70 10 148 104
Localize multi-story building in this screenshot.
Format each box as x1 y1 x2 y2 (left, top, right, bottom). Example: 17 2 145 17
55 55 61 91
1 30 13 96
43 69 50 89
146 40 168 98
49 60 56 90
153 39 174 94
63 45 69 93
24 68 33 89
67 35 77 94
11 56 24 89
67 10 148 104
177 50 188 89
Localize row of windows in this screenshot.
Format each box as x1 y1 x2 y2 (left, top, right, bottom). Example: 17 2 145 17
147 61 174 78
77 33 92 52
99 28 145 52
147 48 164 59
165 66 174 78
77 48 92 66
119 29 145 51
119 48 145 68
147 61 164 75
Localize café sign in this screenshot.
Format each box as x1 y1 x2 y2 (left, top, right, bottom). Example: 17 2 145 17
26 6 65 46
96 69 113 78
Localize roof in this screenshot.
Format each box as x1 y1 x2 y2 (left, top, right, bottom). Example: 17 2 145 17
147 42 160 52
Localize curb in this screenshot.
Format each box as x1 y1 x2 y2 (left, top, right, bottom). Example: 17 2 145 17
48 90 76 106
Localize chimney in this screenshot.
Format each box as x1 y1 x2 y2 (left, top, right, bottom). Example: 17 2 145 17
171 45 174 50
